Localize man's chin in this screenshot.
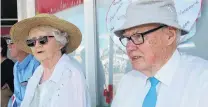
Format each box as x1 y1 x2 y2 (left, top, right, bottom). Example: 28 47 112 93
132 63 147 72
10 54 17 59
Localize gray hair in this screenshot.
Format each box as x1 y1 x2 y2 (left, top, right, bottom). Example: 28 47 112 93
52 29 68 46
176 30 181 45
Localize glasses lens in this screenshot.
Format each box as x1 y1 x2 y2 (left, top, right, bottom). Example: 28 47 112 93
6 39 13 45
38 36 48 45
120 37 129 47
26 39 36 47
131 33 143 45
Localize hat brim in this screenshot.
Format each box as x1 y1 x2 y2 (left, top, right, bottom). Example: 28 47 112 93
10 16 82 54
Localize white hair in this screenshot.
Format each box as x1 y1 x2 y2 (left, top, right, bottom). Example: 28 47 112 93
52 29 68 46
176 30 181 45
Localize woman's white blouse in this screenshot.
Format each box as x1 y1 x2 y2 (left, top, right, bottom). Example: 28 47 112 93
21 54 91 107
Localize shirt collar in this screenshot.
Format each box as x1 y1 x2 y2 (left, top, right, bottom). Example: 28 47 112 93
131 70 149 87
155 49 181 86
17 54 33 70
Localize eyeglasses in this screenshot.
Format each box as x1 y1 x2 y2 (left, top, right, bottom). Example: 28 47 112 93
26 36 54 47
119 25 167 47
6 39 14 45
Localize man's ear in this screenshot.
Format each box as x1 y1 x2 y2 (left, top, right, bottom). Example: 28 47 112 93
163 26 177 45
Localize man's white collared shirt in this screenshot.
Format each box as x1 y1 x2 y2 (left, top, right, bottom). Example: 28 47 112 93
111 50 208 107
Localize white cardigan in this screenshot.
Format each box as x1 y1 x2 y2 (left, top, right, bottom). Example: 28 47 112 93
21 54 91 107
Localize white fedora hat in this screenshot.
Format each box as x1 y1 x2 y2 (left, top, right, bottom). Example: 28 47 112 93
114 0 188 37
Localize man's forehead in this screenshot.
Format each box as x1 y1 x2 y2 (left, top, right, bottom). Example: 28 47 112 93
123 24 161 35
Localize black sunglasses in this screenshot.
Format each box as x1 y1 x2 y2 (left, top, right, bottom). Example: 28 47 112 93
6 39 14 45
26 36 54 47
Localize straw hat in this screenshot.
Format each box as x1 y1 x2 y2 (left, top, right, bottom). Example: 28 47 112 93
10 14 82 54
114 0 188 37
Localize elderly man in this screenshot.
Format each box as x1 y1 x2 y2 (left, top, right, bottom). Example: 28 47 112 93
111 0 208 107
5 37 40 107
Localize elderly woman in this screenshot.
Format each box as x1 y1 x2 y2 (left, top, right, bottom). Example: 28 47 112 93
10 14 90 107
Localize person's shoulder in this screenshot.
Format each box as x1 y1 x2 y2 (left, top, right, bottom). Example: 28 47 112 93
180 53 208 69
59 54 85 77
61 55 86 84
5 58 14 64
180 53 208 83
64 54 83 72
3 58 14 66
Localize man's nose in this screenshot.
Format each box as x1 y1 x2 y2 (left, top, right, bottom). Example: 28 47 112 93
126 40 137 51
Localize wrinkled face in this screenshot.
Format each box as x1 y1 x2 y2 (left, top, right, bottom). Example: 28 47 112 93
28 27 63 62
124 24 176 72
8 43 23 59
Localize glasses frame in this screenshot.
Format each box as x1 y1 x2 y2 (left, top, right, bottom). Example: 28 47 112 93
26 36 54 47
119 25 167 47
6 39 14 45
